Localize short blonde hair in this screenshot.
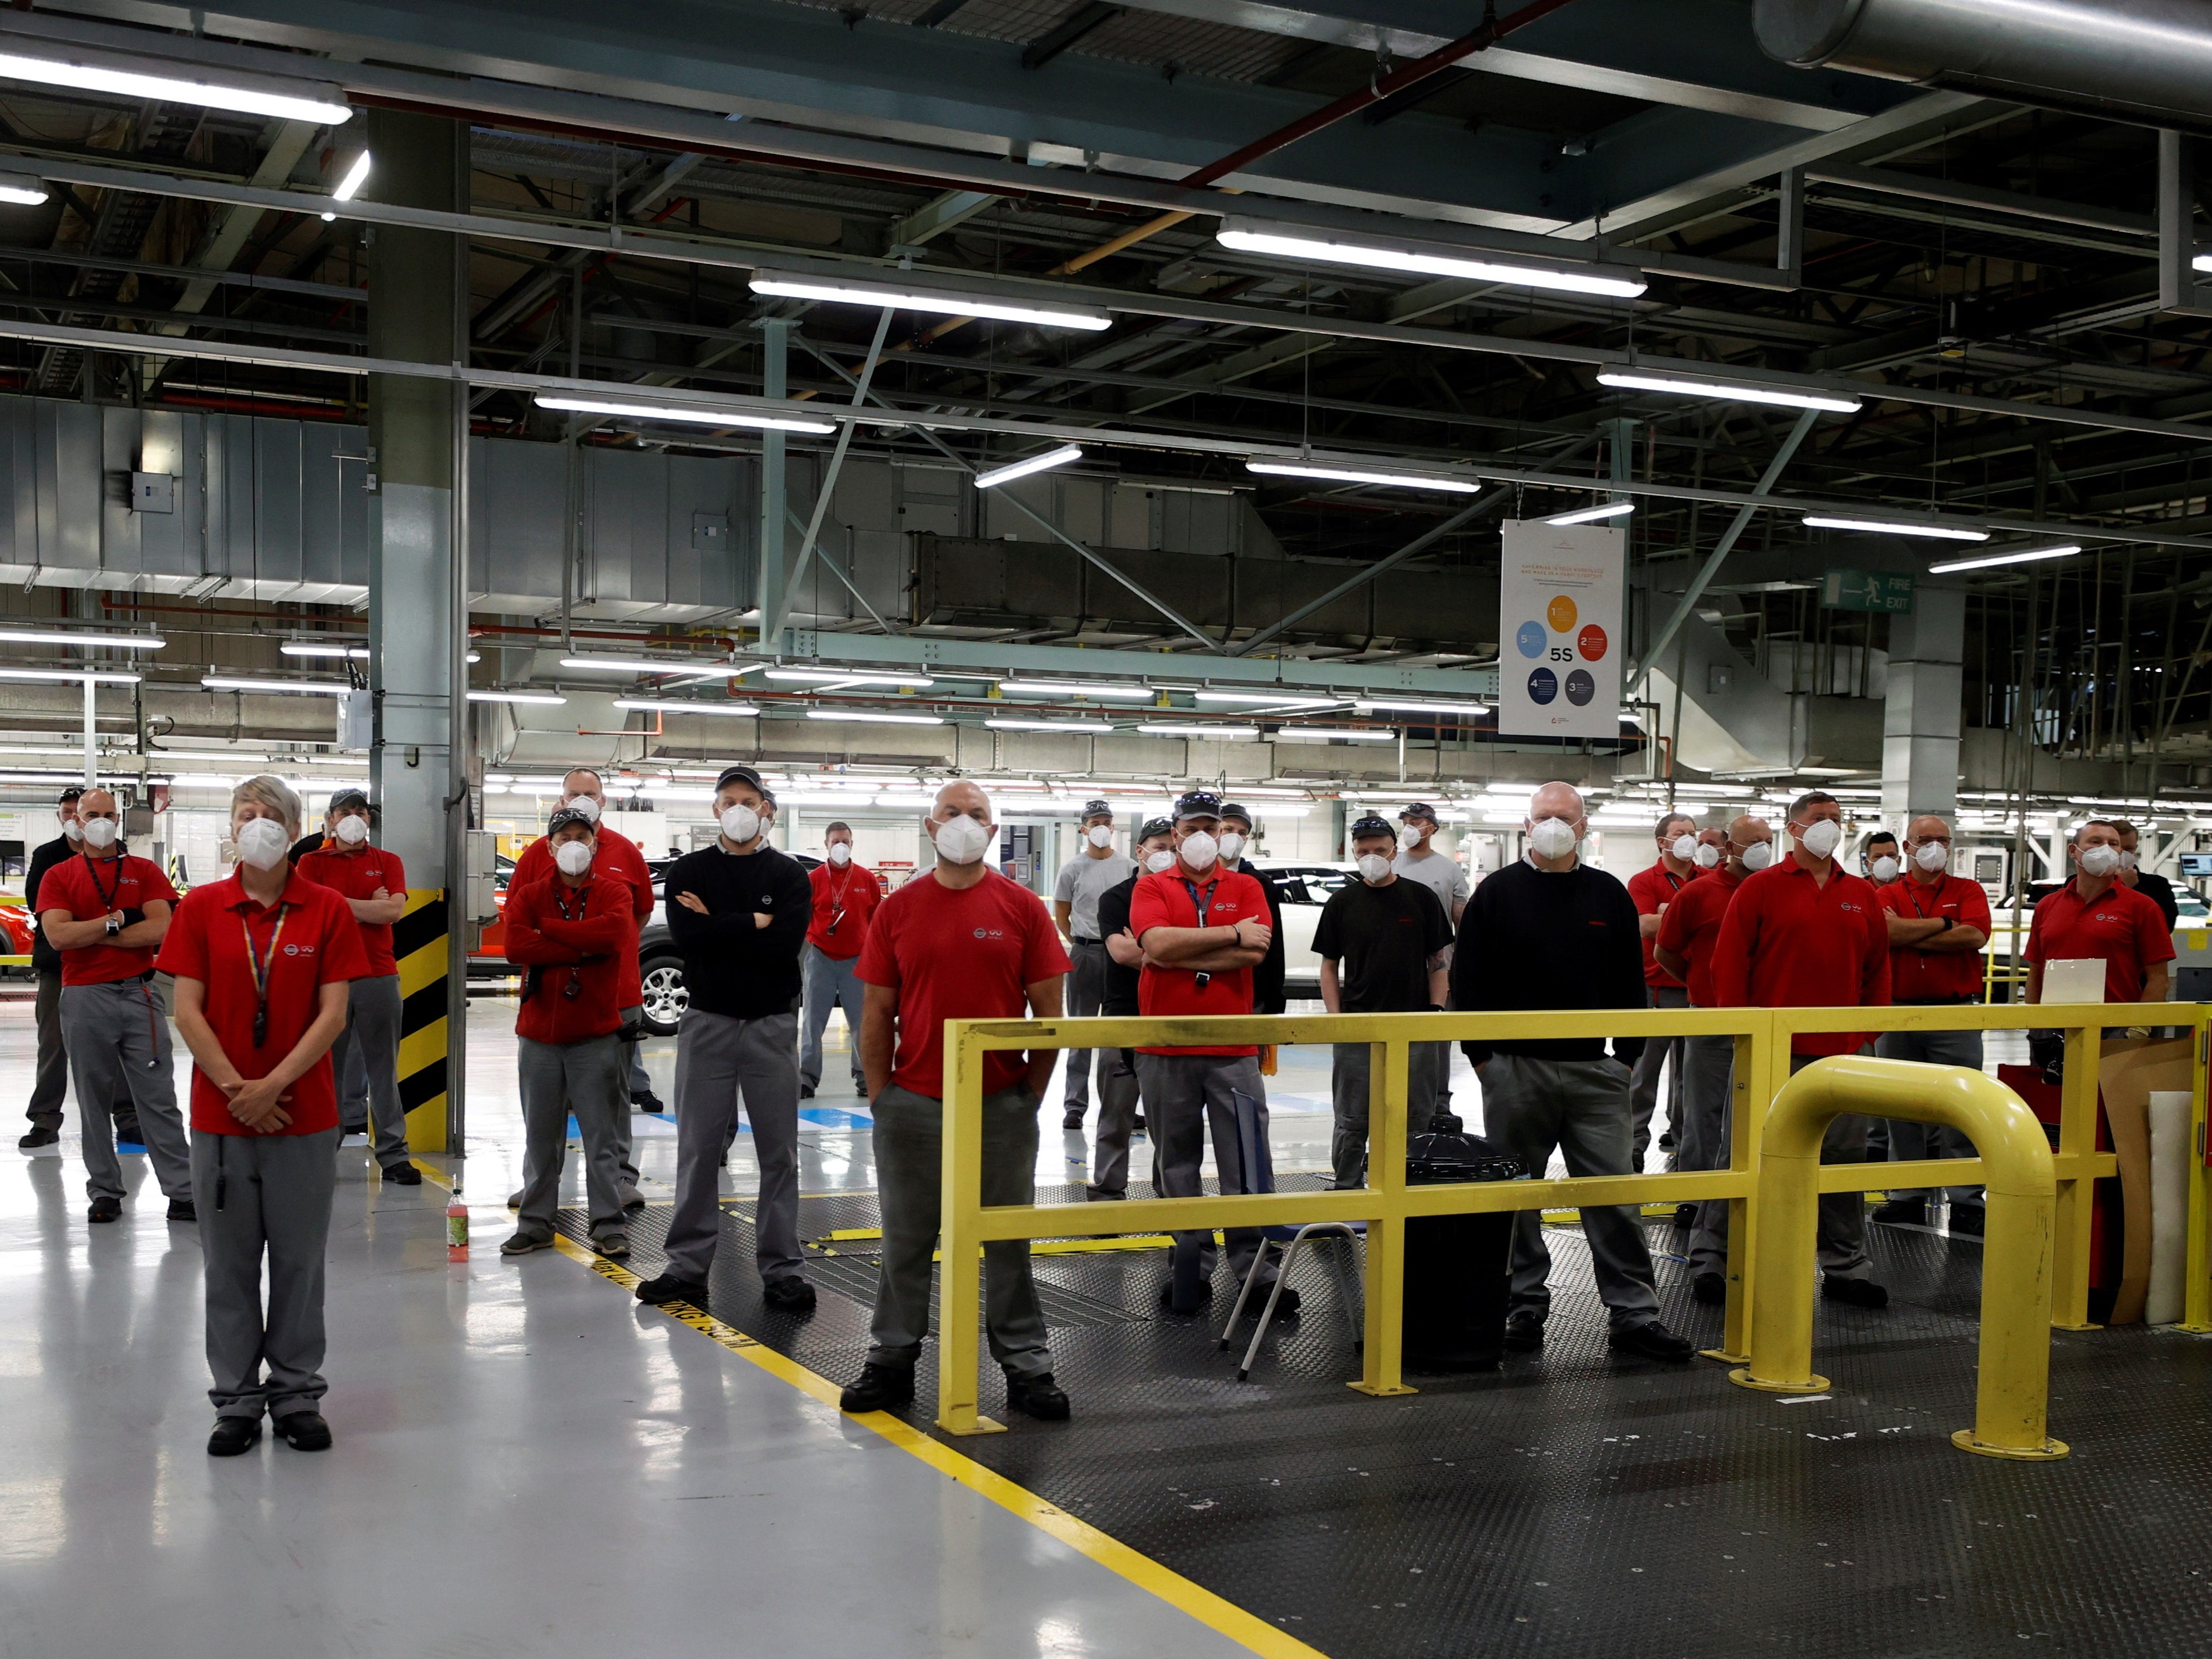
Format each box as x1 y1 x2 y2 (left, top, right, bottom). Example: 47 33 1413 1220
231 774 303 836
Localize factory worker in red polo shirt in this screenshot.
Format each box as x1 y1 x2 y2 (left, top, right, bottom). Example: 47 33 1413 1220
40 784 192 1226
1872 815 1994 1232
2027 818 2175 1012
838 780 1071 1422
1625 812 1707 1173
159 776 372 1458
800 819 879 1100
1710 789 1893 1309
1655 813 1771 1304
1130 788 1284 1317
294 787 418 1188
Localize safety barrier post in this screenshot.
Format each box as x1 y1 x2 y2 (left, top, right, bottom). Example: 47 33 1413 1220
1350 1035 1416 1398
1730 1054 2067 1460
935 1022 1000 1436
1704 1012 1779 1366
2050 1017 2102 1330
2180 1006 2212 1335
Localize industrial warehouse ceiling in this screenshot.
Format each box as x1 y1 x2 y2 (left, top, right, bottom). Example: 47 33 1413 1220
0 0 2201 774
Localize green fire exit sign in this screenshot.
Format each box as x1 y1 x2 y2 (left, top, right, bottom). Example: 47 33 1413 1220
1822 569 1916 613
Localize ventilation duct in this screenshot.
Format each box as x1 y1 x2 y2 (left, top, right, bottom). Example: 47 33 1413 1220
1757 0 2212 130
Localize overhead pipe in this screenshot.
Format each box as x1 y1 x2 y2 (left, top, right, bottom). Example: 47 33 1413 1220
1757 0 2212 131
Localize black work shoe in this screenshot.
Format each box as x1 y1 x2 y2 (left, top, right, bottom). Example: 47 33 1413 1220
274 1410 333 1451
1947 1202 1986 1236
114 1121 143 1147
1872 1195 1926 1225
1609 1321 1695 1361
633 1092 665 1114
1503 1311 1545 1351
1131 1113 1147 1136
840 1362 915 1413
1159 1279 1213 1313
762 1275 817 1314
88 1195 120 1224
506 1189 522 1210
381 1161 422 1186
1061 1107 1085 1130
634 1272 710 1309
167 1198 197 1223
1823 1276 1889 1309
1267 1284 1304 1317
499 1230 554 1258
18 1123 57 1151
799 1083 816 1100
1692 1271 1727 1305
1673 1203 1698 1229
1004 1371 1071 1421
207 1417 261 1457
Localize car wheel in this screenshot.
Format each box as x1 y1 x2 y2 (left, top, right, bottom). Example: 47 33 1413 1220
639 954 689 1035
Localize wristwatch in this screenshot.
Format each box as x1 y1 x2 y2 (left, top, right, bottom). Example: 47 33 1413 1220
104 914 121 936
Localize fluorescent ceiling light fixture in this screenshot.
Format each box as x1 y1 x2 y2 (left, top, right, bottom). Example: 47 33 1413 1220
466 690 568 705
532 394 835 434
975 445 1083 490
997 679 1155 699
0 171 47 207
1136 724 1259 738
747 269 1112 332
763 668 935 688
1596 370 1861 414
805 709 944 726
1928 542 2082 574
1802 515 1989 542
1543 500 1636 527
984 717 1116 733
0 48 353 125
0 627 162 649
1246 460 1482 495
319 150 370 220
613 699 762 717
1217 218 1646 299
201 675 345 695
1354 698 1489 716
0 666 139 685
1192 690 1344 708
1274 725 1396 742
282 643 477 661
560 655 747 675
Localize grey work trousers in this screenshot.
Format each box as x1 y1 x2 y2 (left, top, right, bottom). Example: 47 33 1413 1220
337 1031 368 1132
1475 1051 1660 1330
27 969 68 1127
194 1126 338 1421
327 974 410 1172
866 1081 1051 1379
1061 939 1109 1112
799 944 867 1091
62 978 191 1204
1328 1039 1443 1188
1682 1033 1737 1276
1135 1051 1277 1289
1873 1024 1986 1202
515 1034 630 1240
1691 1052 1875 1280
1086 1047 1145 1199
661 1009 803 1284
1628 985 1691 1168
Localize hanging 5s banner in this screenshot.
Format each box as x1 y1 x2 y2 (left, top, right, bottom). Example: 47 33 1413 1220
1498 518 1624 740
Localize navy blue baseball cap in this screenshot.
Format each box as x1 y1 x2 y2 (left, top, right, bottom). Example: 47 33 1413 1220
1349 813 1395 839
1172 789 1223 822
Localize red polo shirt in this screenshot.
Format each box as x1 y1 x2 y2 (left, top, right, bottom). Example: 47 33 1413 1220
1654 863 1743 1009
296 842 407 977
1710 858 1891 1056
1130 864 1270 1057
513 827 653 1005
2027 879 2175 1005
39 852 178 985
504 874 639 1044
154 869 373 1136
1878 872 1992 1002
808 858 881 960
1626 861 1699 989
856 868 1069 1098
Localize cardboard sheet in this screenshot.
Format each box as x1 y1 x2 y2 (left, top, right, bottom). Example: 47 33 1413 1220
2096 1037 2198 1325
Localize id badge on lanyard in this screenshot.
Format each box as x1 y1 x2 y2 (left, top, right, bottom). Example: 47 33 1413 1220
1182 878 1215 992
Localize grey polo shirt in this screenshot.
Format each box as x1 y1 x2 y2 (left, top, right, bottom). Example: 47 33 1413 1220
1055 851 1137 940
1392 847 1471 966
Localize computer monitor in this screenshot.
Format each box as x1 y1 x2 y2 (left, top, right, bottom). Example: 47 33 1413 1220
2179 853 2212 878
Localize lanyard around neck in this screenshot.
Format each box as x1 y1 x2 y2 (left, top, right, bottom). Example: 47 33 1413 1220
241 903 294 1049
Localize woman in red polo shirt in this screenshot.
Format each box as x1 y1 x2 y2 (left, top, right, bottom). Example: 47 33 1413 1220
158 776 372 1459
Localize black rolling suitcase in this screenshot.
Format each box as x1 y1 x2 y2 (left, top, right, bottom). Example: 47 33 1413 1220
1402 1112 1520 1372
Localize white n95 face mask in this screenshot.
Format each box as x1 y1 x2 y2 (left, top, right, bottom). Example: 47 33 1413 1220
1356 852 1391 883
827 842 852 866
81 818 119 850
1796 818 1843 859
1086 823 1114 849
563 795 602 824
1144 849 1176 874
933 812 993 866
2119 849 2140 872
1670 833 1697 862
1692 842 1721 869
1397 825 1423 850
1178 830 1219 871
334 816 369 846
1217 830 1247 863
1914 842 1949 873
2078 843 2121 877
555 840 594 877
719 803 761 844
236 817 288 870
1738 839 1774 872
1869 855 1900 884
1528 817 1578 859
62 817 82 841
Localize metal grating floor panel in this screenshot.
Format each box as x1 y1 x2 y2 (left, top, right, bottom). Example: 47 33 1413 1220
553 1195 2212 1657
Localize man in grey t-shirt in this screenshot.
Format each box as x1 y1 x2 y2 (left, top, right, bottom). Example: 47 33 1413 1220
1392 801 1470 1111
1053 799 1138 1131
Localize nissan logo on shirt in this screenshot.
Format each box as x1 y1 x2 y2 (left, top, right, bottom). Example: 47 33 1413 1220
973 927 1005 940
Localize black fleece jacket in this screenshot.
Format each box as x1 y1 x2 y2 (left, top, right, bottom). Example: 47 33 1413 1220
662 842 814 1019
1448 858 1648 1066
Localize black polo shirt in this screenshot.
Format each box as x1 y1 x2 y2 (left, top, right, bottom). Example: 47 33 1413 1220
1313 876 1451 1012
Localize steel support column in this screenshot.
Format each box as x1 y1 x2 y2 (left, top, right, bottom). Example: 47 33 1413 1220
1882 581 1965 824
758 318 791 655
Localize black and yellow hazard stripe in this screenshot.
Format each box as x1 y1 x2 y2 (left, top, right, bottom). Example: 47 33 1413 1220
392 888 450 1152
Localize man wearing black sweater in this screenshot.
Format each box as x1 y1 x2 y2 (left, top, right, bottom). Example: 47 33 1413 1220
635 765 817 1314
1452 781 1692 1363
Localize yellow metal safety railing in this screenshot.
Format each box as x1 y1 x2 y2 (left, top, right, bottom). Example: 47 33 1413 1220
936 1002 2212 1443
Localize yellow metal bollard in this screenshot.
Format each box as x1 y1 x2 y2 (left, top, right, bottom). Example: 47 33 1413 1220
1728 1054 2068 1461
